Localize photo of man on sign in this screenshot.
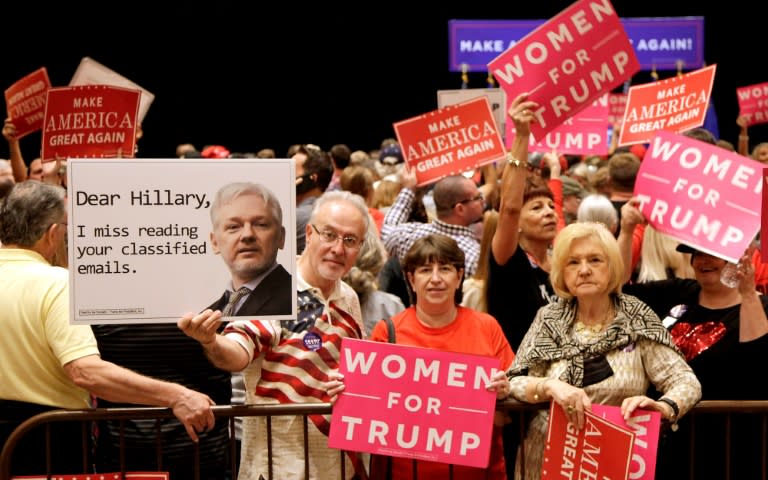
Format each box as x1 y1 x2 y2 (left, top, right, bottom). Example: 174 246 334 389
205 181 293 318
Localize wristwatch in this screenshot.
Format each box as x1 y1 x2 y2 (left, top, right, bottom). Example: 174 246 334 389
506 152 527 168
658 397 680 431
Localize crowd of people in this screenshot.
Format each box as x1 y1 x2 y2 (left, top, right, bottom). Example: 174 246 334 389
1 86 767 480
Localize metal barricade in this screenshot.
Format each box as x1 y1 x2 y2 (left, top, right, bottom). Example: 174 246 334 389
1 401 766 480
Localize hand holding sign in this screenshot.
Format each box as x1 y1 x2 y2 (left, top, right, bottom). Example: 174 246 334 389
508 93 539 138
393 97 505 186
633 131 762 263
324 370 345 404
488 0 639 139
4 67 51 139
728 243 759 293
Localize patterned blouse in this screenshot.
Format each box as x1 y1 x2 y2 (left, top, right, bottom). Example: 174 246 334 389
507 293 701 480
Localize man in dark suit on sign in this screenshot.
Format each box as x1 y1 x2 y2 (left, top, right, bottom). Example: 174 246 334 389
208 182 292 317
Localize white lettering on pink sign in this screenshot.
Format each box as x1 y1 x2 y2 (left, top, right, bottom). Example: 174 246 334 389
488 0 639 138
634 131 763 262
328 338 500 468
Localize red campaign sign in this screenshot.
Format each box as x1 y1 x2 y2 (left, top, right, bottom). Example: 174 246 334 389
488 0 639 140
41 85 140 162
609 92 628 126
4 67 52 139
618 65 717 146
393 97 505 187
541 402 634 480
328 338 501 469
737 81 768 127
635 131 763 264
13 473 169 479
511 94 609 156
592 405 662 480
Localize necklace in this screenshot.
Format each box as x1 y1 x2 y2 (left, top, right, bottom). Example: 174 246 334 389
574 321 606 335
574 303 614 335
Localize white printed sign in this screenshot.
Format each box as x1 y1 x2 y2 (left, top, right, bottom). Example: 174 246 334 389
67 158 297 324
437 88 506 137
70 57 155 122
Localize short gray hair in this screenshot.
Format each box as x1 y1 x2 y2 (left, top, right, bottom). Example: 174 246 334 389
0 181 66 247
310 190 370 234
210 182 283 227
577 194 618 232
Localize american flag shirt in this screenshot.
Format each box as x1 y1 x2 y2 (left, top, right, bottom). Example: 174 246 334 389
223 271 364 479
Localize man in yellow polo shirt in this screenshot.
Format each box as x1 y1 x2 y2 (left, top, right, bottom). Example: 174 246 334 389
0 181 216 476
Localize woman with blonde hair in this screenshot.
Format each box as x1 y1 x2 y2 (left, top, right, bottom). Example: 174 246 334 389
489 222 701 480
371 178 402 215
637 225 694 282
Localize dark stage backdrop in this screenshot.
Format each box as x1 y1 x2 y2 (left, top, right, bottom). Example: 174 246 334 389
2 3 764 163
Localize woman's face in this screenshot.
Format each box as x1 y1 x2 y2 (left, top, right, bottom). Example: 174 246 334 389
407 262 463 310
690 251 729 287
563 237 611 298
520 196 558 242
754 145 768 164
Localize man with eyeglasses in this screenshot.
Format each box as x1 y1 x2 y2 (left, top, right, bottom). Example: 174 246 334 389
179 190 370 480
186 181 292 477
382 167 484 277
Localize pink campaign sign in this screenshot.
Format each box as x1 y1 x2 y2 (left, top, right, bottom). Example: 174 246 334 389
609 93 628 126
592 405 662 480
508 94 609 155
763 167 768 262
488 0 639 140
737 81 768 127
328 338 501 469
634 131 763 263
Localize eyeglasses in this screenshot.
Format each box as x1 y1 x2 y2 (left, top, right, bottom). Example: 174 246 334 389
454 192 484 208
311 224 362 250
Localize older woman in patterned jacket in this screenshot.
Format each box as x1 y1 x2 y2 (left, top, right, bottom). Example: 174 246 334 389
489 222 701 480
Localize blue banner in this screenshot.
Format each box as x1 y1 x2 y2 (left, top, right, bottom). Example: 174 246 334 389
449 17 704 72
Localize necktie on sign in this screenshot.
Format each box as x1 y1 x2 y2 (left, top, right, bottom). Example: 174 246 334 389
222 286 250 317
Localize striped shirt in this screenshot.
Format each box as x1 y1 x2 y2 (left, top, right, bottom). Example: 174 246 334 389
381 188 481 275
223 273 363 479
